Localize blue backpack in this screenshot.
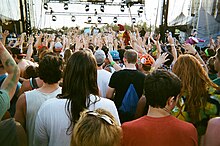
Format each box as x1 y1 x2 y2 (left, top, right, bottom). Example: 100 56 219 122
119 84 139 116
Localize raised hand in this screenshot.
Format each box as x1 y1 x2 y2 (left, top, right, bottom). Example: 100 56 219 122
183 43 197 54
2 30 9 38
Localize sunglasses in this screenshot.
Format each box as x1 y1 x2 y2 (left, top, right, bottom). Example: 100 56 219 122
86 111 115 125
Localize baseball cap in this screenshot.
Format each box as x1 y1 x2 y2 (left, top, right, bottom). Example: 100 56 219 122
110 50 120 61
140 54 155 66
54 42 63 52
94 50 106 65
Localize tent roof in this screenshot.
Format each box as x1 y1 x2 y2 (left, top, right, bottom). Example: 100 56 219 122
169 12 193 26
197 7 220 48
0 14 13 22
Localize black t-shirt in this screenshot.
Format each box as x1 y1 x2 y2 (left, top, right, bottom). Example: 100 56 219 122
109 69 145 109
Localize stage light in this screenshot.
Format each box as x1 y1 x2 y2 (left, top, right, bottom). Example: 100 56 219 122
132 17 136 23
100 5 104 12
98 17 102 23
138 11 141 17
52 15 57 21
113 17 117 23
44 3 48 10
71 16 75 22
88 16 92 23
85 4 89 12
139 6 143 13
120 5 125 12
94 9 97 15
64 3 68 10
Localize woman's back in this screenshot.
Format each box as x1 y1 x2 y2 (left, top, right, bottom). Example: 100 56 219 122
34 95 120 146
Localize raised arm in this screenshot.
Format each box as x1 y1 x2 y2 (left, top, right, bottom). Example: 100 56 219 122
0 41 20 99
26 35 34 60
1 30 10 46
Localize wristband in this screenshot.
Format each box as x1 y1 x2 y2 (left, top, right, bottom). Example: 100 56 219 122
205 49 209 57
110 61 115 66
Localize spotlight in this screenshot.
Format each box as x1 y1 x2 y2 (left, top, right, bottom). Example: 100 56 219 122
120 5 125 12
52 15 57 21
44 3 48 10
138 11 140 17
132 17 136 23
64 3 68 10
85 4 89 12
94 9 97 15
121 0 126 5
50 9 54 14
98 17 102 23
113 17 117 23
88 16 92 23
71 16 75 22
100 5 104 12
139 6 143 13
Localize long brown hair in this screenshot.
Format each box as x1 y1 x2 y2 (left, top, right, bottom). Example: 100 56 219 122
172 54 219 123
58 50 99 133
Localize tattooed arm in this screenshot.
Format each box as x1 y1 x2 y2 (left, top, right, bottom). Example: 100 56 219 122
0 41 20 99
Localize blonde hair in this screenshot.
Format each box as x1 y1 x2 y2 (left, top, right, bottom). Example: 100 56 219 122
71 108 122 146
172 54 219 123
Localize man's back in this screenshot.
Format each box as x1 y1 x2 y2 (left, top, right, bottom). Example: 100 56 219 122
122 115 198 146
109 69 145 108
26 87 62 146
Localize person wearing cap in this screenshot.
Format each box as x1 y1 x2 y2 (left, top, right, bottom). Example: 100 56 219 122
122 70 198 146
94 50 112 98
106 49 145 123
104 50 122 73
53 42 63 56
138 54 155 74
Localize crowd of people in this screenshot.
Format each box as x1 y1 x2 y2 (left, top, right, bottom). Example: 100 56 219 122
0 24 220 146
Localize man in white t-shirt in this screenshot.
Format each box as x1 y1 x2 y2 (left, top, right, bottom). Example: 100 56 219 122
94 50 112 98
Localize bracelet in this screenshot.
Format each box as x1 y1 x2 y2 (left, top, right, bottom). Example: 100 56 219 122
110 61 115 66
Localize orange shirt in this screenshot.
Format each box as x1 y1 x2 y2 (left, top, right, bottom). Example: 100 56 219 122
122 115 198 146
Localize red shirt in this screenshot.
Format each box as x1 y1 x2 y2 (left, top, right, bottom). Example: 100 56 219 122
122 115 198 146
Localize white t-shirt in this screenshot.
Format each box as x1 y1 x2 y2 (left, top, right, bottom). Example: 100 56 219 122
26 87 62 146
34 94 120 146
97 69 112 98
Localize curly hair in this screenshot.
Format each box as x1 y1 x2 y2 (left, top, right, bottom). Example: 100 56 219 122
172 54 219 123
39 54 63 84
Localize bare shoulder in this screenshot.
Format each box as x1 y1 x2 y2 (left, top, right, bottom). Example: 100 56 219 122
18 80 32 96
17 94 26 106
